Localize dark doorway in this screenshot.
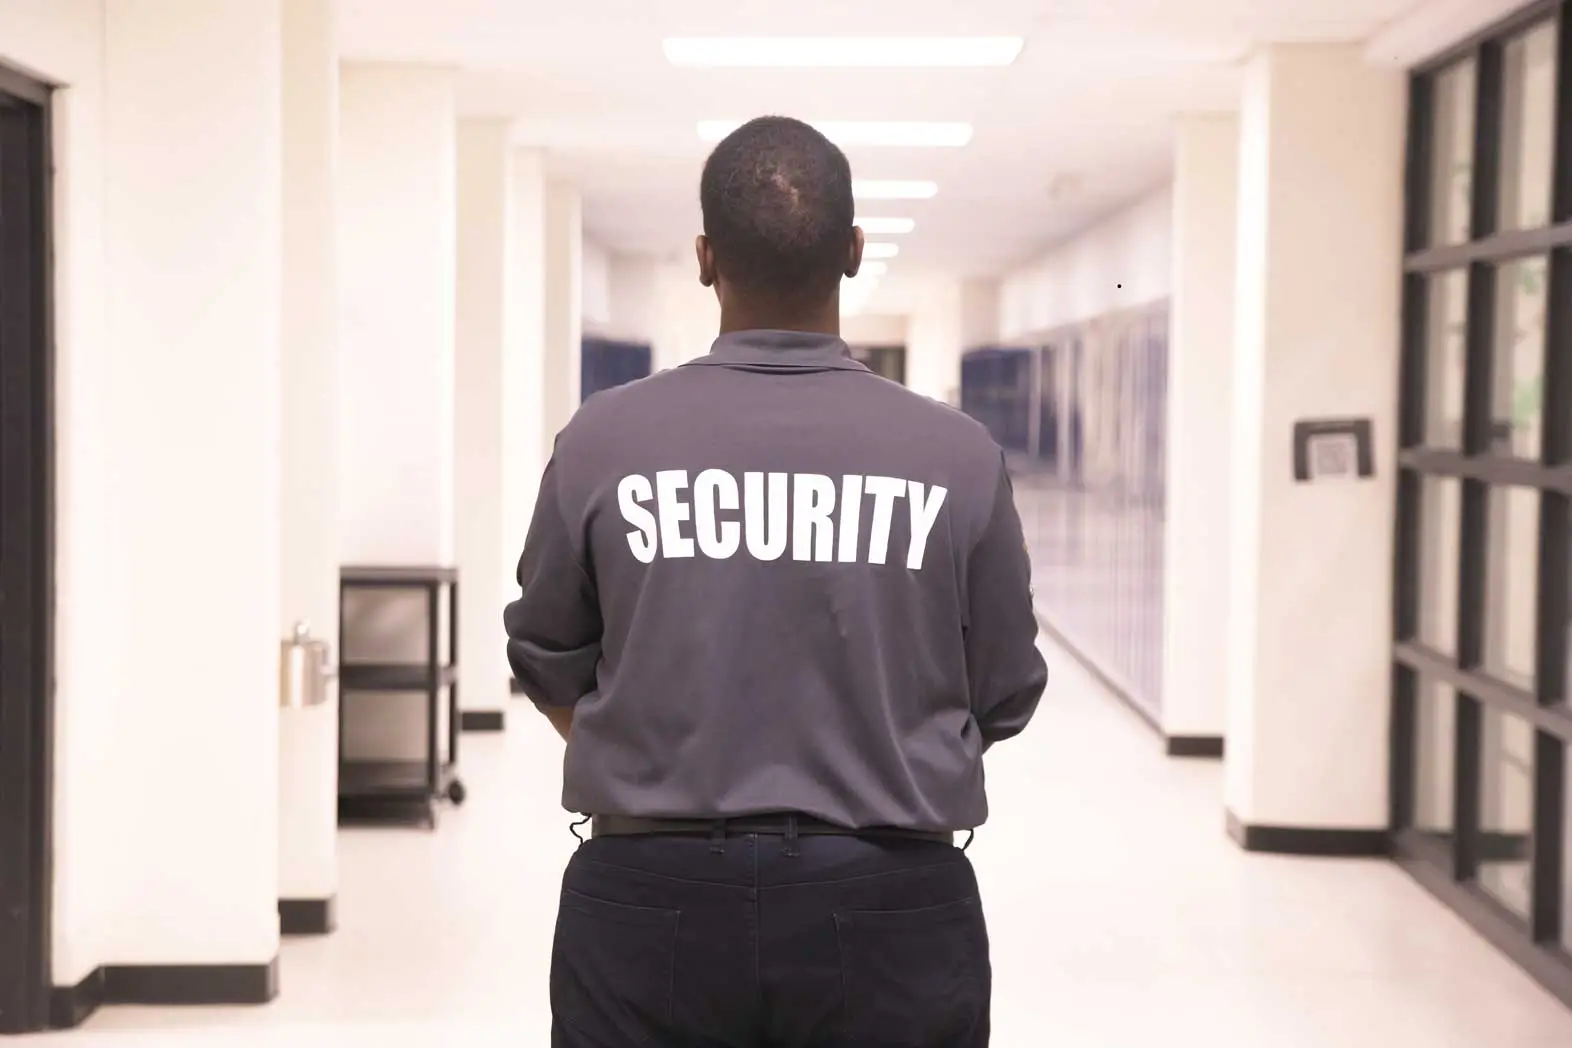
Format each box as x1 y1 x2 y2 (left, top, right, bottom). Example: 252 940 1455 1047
849 344 906 385
581 336 653 401
0 64 55 1035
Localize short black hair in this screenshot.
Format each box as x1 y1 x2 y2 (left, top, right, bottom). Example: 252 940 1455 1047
699 116 855 303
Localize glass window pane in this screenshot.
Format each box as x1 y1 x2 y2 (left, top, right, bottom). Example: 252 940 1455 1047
1413 673 1457 841
1483 486 1541 691
1492 257 1547 460
1418 476 1463 653
1478 707 1535 920
1429 59 1478 246
1425 269 1469 448
1499 21 1559 232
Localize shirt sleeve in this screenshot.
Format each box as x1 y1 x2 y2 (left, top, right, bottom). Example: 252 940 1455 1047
965 455 1048 748
503 456 603 709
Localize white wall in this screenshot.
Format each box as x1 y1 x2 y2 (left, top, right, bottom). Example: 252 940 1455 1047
999 186 1175 341
606 253 659 343
103 0 284 965
581 236 612 334
842 314 908 346
338 65 457 566
652 259 721 371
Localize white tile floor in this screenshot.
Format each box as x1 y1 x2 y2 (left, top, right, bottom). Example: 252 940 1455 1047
29 641 1572 1045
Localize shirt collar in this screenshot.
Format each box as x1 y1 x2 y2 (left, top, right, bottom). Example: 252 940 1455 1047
684 329 870 373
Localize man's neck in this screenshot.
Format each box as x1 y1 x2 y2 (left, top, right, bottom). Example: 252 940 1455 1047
718 296 840 337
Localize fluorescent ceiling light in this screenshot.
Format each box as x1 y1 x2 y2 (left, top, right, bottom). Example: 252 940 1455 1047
697 120 971 148
664 37 1024 69
857 217 915 235
862 242 900 260
859 260 889 277
853 180 938 200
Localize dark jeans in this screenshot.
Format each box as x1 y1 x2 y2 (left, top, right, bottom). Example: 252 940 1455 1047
550 830 991 1047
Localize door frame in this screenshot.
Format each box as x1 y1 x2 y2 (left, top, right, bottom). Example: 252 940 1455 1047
0 61 56 1035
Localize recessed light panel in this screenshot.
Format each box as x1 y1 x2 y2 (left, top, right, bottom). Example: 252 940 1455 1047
665 37 1024 68
853 180 938 200
857 217 916 235
698 121 971 148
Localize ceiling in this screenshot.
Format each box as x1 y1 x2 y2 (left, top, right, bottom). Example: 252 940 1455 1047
340 0 1428 282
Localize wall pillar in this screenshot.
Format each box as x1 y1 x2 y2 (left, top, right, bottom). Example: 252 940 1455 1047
455 119 515 721
103 0 284 967
543 182 583 443
277 0 341 925
1224 45 1405 845
1161 112 1239 747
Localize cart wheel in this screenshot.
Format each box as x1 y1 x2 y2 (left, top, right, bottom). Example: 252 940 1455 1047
447 779 467 806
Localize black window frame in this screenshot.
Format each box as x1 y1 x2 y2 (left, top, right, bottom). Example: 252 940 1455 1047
0 60 56 1034
1391 0 1572 1007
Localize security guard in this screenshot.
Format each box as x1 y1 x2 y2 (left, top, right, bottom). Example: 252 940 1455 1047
505 116 1046 1048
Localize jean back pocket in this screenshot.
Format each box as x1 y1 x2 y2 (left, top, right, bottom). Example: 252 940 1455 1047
834 896 989 1047
551 889 681 1044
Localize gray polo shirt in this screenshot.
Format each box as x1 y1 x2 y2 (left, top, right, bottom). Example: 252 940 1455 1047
504 329 1047 832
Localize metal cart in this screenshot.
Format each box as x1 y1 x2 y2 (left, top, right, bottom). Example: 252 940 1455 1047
337 565 464 828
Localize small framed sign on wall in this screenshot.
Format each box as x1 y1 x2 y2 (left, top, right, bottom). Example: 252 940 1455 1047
1292 418 1375 482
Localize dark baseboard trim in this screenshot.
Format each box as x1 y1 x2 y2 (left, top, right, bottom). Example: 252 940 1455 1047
50 956 279 1029
1226 810 1389 857
1031 609 1160 732
460 709 505 732
509 677 525 696
279 895 336 936
1165 735 1225 758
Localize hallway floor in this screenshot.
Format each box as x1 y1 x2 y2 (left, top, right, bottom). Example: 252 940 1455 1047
33 641 1572 1046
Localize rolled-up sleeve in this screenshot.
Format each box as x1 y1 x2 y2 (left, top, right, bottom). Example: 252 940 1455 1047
503 457 603 709
965 456 1048 748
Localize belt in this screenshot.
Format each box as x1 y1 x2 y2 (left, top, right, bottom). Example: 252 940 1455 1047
590 813 955 848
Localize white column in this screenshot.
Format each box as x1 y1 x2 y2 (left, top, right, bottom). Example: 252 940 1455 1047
906 277 965 403
1160 112 1239 746
103 0 283 965
338 64 457 566
278 0 339 916
506 148 548 545
455 119 514 719
1224 45 1405 840
652 260 720 372
609 252 661 347
543 183 583 446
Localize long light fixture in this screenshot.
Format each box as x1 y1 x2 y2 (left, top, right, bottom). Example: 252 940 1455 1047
857 217 915 235
697 120 971 148
664 37 1024 69
862 242 899 260
853 180 938 200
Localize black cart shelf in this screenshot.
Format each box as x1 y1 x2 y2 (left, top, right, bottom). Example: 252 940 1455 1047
337 565 464 828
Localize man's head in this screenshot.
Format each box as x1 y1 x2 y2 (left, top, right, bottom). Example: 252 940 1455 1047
697 116 864 327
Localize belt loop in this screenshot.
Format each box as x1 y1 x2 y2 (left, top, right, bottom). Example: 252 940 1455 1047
710 819 726 855
783 813 800 858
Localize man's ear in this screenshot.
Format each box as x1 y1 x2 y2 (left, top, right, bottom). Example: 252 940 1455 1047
845 226 865 279
696 235 716 288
